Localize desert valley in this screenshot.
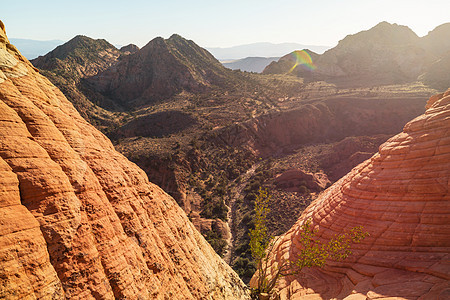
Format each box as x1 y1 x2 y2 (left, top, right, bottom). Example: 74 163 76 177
0 12 449 300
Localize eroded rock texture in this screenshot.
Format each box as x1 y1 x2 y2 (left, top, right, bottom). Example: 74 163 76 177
253 90 450 299
0 20 247 299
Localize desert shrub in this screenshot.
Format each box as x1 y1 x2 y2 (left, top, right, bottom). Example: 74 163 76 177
233 257 256 282
235 242 250 256
203 230 227 257
200 197 228 221
249 188 368 299
298 185 309 194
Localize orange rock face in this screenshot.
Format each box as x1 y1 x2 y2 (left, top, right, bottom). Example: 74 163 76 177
0 21 248 299
253 90 450 299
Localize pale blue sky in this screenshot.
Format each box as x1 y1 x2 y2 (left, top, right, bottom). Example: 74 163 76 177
2 0 449 48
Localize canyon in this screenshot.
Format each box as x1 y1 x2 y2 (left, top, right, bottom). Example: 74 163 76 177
29 21 448 284
1 16 449 299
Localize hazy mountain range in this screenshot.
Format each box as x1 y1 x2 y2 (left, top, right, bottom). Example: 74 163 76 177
222 57 280 73
10 38 64 59
11 37 330 64
207 42 330 60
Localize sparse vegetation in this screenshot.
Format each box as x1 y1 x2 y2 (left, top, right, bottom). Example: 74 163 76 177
249 188 368 299
203 230 228 257
32 30 435 280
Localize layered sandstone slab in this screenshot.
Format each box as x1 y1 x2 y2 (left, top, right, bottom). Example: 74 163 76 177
254 90 450 299
0 20 248 299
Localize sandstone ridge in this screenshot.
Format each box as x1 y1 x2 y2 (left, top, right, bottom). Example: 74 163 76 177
252 89 450 299
0 21 248 299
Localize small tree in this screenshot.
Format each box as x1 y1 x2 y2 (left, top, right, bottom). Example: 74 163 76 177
249 188 368 299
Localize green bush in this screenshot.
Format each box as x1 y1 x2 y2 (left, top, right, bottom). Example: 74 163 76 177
200 197 228 221
203 230 227 257
298 185 309 194
249 188 369 299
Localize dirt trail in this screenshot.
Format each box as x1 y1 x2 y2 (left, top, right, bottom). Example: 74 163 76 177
223 162 261 264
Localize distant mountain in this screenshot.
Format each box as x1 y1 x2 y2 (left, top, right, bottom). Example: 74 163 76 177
32 33 246 116
263 22 450 88
88 34 241 108
31 35 132 128
9 38 64 59
264 50 319 75
32 35 122 78
222 56 279 73
207 42 330 60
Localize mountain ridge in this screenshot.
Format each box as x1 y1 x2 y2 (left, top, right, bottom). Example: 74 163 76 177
86 33 242 109
222 56 280 73
263 21 450 88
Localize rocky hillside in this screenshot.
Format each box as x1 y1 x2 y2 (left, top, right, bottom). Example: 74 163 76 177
87 34 242 109
252 90 450 299
264 22 450 88
263 50 319 76
421 22 450 56
30 35 129 129
0 20 248 299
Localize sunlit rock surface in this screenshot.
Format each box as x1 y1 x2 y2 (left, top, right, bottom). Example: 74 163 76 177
0 20 248 300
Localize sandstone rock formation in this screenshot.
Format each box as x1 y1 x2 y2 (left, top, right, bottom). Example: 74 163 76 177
274 169 330 192
251 90 450 299
0 20 248 299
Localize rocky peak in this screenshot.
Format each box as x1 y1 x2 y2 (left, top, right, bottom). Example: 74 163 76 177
338 21 419 48
87 33 236 108
119 43 139 54
421 22 450 56
38 35 117 60
31 35 121 78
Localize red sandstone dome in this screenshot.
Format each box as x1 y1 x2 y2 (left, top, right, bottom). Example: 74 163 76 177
0 20 248 299
252 90 450 299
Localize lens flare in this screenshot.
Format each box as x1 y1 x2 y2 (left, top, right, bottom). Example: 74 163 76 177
288 50 316 73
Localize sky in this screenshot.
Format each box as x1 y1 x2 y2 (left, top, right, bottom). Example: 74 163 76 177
2 0 449 48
